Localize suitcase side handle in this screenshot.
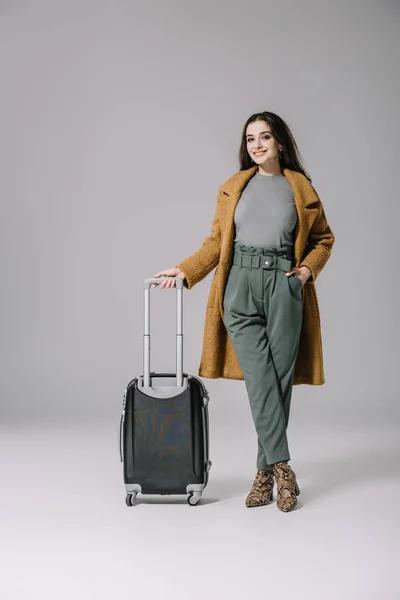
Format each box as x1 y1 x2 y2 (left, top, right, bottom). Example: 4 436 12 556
119 411 124 462
142 277 184 389
119 388 127 462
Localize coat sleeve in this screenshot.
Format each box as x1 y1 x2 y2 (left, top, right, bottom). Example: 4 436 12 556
299 190 335 282
175 191 222 290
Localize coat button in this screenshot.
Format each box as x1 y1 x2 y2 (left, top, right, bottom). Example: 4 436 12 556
265 260 269 265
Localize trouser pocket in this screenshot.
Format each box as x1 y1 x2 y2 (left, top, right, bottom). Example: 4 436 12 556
223 265 239 311
288 273 302 297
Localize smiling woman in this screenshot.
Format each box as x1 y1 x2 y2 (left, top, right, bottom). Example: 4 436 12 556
246 126 282 175
153 110 335 512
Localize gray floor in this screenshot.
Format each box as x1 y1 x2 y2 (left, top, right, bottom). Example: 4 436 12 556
2 416 398 600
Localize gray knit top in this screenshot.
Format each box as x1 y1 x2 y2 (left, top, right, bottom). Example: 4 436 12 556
233 171 298 248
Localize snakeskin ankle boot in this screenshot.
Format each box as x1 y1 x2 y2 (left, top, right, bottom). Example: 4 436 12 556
245 469 275 508
272 461 300 512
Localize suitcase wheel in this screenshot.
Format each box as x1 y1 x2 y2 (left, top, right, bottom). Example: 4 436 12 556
187 492 202 506
125 492 137 507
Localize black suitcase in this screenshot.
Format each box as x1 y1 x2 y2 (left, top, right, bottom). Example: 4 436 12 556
119 276 212 506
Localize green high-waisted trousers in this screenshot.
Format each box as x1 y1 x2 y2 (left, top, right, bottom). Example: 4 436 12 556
222 242 303 470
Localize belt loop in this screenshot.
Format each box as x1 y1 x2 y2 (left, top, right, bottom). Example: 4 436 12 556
239 254 243 268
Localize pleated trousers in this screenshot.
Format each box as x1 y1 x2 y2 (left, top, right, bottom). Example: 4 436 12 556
223 242 303 470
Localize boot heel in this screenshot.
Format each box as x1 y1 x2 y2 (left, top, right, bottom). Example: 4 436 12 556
295 481 300 496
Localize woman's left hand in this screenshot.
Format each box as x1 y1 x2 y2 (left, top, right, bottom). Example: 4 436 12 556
286 265 311 286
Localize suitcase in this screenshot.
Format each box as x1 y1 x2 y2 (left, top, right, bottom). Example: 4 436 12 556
119 276 212 506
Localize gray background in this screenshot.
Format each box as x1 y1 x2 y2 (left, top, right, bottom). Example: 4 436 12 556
1 1 398 599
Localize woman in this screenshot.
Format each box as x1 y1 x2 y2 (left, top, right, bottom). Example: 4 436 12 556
153 111 335 512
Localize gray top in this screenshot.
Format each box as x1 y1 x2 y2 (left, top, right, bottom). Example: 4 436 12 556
234 171 298 248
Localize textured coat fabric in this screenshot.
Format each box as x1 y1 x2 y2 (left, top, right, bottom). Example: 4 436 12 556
175 166 335 385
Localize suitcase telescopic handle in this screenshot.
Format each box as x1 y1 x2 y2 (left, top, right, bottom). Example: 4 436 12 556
143 277 183 291
142 277 184 389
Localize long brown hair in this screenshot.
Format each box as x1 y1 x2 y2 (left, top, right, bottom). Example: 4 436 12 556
239 111 312 183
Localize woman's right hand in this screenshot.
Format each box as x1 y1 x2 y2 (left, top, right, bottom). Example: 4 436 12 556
152 267 186 288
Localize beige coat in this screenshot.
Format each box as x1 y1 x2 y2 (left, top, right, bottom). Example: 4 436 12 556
176 166 335 385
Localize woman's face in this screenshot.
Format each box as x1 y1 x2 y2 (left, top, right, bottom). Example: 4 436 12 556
245 121 281 166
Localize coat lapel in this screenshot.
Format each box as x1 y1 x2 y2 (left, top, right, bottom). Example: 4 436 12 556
282 168 320 265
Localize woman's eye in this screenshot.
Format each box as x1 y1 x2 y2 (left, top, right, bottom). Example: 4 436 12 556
247 136 270 142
